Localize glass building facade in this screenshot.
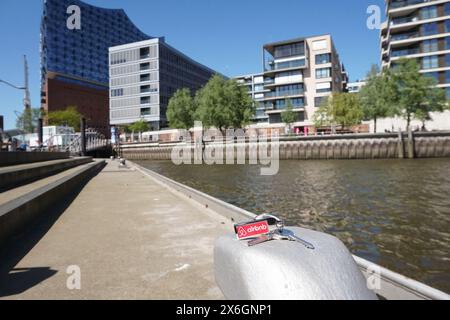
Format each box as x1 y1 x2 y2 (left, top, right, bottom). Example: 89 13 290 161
40 0 152 135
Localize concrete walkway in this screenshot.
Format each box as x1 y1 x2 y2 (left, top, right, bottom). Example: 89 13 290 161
0 160 233 300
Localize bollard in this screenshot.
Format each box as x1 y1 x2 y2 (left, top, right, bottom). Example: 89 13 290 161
397 130 404 159
80 117 86 156
407 127 415 159
38 118 43 149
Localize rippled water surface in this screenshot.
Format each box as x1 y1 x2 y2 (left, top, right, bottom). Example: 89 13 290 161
136 159 450 293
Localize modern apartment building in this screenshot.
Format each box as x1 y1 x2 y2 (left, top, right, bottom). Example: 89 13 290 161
381 0 450 97
109 38 216 129
41 0 151 136
235 35 347 133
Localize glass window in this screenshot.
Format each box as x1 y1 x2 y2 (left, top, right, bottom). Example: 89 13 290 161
422 23 438 36
424 72 440 83
446 2 450 15
422 39 439 53
446 20 450 33
446 37 450 50
273 42 305 58
446 54 450 67
316 68 331 79
315 53 331 64
420 6 437 20
140 108 151 116
141 96 150 104
446 70 450 83
315 96 328 107
422 55 438 69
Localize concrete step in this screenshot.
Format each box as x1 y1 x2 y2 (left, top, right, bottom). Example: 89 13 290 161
0 152 69 167
0 157 93 192
0 160 106 247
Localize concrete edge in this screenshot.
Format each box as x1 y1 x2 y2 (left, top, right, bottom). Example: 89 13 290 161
0 157 93 192
130 161 450 300
0 160 106 247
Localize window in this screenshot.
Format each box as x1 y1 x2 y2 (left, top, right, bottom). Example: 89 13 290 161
141 96 150 104
273 42 305 58
316 82 332 93
420 6 437 20
446 37 450 50
422 39 438 53
254 84 264 92
424 72 440 83
446 20 450 33
446 70 450 83
316 53 331 64
140 62 150 71
140 85 150 93
140 74 150 82
316 68 331 79
111 88 123 97
446 2 450 15
140 47 150 59
446 54 450 67
422 55 438 69
315 96 328 107
421 23 438 36
140 108 151 116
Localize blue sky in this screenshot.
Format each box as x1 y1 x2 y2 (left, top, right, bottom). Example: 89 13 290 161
0 0 385 130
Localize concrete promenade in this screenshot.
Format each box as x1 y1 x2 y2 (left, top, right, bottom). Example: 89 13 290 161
0 160 233 299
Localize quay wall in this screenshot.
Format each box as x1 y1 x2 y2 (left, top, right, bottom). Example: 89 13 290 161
118 132 450 161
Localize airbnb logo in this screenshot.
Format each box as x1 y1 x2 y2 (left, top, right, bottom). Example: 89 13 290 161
235 220 270 240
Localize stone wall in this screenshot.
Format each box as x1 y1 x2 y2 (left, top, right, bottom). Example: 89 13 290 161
118 132 450 161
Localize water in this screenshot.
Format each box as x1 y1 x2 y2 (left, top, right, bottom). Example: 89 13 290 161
136 159 450 293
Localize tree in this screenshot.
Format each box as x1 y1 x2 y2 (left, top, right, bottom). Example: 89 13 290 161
281 99 297 134
225 79 255 129
167 88 196 130
195 75 255 134
128 119 150 142
359 65 396 133
313 93 363 132
389 58 447 130
128 119 150 133
16 108 45 133
47 106 83 131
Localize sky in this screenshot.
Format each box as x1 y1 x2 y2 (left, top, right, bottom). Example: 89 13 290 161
0 0 385 130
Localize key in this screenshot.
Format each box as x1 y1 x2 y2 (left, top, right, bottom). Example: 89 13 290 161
287 234 315 250
247 233 273 247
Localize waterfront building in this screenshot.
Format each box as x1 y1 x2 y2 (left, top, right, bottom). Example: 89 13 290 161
109 39 216 129
378 0 450 132
40 0 151 135
235 35 347 134
381 0 450 97
347 80 367 93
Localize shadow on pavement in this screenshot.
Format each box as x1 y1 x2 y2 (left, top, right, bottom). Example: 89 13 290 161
0 167 104 298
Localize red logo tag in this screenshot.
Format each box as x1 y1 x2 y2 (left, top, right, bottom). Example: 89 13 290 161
235 220 270 240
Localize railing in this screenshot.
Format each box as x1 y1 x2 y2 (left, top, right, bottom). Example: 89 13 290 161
66 129 110 155
390 0 433 10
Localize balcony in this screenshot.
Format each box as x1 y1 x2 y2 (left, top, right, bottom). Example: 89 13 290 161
390 0 434 10
264 89 304 99
265 59 306 72
391 47 420 57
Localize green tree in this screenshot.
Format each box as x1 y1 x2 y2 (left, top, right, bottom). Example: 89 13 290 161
47 106 83 131
313 93 363 131
281 99 297 134
16 108 45 133
195 75 255 133
390 58 447 130
128 119 150 133
359 65 396 133
167 88 196 129
225 79 255 129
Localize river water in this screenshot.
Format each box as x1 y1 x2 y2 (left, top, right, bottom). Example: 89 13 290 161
136 159 450 293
